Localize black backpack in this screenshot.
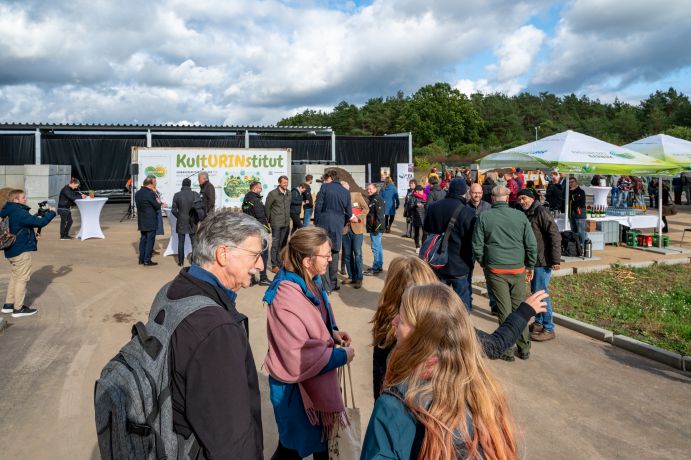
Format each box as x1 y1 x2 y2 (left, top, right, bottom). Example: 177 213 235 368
189 192 206 225
560 231 582 257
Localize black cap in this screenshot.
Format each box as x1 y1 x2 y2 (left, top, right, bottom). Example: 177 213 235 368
517 189 535 199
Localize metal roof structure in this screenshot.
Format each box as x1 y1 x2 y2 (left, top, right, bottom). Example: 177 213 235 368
0 122 332 133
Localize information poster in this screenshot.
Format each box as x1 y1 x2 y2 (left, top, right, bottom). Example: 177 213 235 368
396 163 414 197
134 148 291 209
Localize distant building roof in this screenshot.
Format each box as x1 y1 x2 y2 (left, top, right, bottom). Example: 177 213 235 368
0 122 332 133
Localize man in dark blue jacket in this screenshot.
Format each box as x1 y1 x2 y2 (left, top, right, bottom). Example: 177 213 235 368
0 189 56 318
423 178 477 311
314 170 351 291
135 175 161 266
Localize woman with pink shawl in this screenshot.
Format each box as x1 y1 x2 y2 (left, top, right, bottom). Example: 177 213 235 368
263 227 355 459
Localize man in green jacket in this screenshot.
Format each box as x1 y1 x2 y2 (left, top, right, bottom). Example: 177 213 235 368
472 185 537 361
265 175 291 272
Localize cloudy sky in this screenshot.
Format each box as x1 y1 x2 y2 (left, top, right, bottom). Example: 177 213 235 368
0 0 689 126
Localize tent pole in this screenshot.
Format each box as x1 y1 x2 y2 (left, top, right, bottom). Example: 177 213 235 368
564 173 570 231
658 176 663 248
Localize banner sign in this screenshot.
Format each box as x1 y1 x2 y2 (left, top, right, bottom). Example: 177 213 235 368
396 163 414 197
134 147 291 209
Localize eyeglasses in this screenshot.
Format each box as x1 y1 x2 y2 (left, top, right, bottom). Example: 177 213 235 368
313 253 332 259
225 245 264 263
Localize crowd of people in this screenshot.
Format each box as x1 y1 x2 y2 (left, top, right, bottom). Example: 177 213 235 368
5 165 689 459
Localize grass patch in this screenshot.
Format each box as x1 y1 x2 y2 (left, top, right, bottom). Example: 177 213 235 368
549 264 691 355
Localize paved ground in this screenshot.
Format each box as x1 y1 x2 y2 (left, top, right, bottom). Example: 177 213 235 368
0 204 689 459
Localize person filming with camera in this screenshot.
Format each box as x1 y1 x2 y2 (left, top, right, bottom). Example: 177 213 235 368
0 189 56 318
57 177 86 240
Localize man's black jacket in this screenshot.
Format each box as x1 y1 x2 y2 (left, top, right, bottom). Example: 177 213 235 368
302 184 313 209
290 187 303 216
423 194 476 278
58 185 81 209
546 180 564 211
135 186 161 232
523 201 561 267
242 191 269 228
199 181 216 214
366 193 385 234
167 269 263 459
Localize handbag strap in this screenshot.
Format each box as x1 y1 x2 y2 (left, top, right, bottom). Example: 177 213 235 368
441 202 465 251
339 363 357 409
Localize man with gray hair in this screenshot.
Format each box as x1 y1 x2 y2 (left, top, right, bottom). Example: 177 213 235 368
166 211 267 457
198 171 216 215
473 185 537 361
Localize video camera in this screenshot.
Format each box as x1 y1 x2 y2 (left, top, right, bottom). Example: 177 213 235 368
36 200 53 218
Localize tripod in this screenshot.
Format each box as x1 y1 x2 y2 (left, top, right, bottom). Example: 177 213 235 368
120 186 137 222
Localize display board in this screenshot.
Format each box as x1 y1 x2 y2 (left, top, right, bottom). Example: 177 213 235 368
133 147 291 209
396 163 414 197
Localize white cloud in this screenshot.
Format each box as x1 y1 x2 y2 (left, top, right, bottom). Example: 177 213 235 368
495 25 546 81
531 0 691 93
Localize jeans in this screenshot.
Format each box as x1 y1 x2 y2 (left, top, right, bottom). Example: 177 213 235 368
413 225 422 247
58 208 72 238
610 187 619 206
616 190 630 207
370 232 383 270
259 247 269 281
177 233 193 266
570 217 587 249
290 213 302 235
326 249 340 290
485 270 530 356
139 230 156 263
342 229 364 281
302 208 312 227
531 266 554 332
270 226 289 268
439 274 473 311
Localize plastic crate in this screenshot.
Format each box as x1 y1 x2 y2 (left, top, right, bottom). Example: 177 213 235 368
626 230 641 247
596 220 621 244
652 234 669 247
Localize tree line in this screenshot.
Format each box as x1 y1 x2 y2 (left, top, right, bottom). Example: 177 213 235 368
277 84 691 164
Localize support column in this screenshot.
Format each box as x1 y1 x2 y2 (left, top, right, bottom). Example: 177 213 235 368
331 130 336 163
34 128 41 165
245 130 250 148
146 129 152 147
408 132 413 164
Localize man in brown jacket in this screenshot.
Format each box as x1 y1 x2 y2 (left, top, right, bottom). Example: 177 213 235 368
341 181 368 289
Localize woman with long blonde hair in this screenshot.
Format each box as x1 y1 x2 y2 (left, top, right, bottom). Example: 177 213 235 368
371 256 547 399
362 284 519 460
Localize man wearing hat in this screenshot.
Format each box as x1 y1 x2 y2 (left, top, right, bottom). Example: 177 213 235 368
472 185 537 361
517 189 561 342
423 177 477 310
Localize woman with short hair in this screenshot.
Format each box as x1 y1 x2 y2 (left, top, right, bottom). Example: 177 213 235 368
362 283 519 460
263 227 355 459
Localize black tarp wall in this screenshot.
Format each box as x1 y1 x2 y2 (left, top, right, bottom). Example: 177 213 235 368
0 133 408 190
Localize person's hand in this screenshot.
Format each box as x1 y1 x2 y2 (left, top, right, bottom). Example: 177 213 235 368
48 206 56 213
334 330 352 347
551 264 560 270
343 346 355 363
525 269 534 282
525 290 549 314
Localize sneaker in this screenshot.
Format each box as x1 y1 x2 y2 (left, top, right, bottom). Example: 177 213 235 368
352 280 362 289
531 330 555 342
1 304 14 314
517 351 530 360
60 236 73 240
529 322 544 333
499 354 515 362
143 261 159 266
364 268 382 276
12 306 38 318
259 279 271 286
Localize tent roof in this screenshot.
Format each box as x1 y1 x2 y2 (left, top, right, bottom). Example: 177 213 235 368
479 130 681 175
623 134 691 170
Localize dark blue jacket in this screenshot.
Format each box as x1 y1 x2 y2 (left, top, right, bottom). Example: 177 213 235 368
314 182 351 250
0 202 56 259
380 184 399 216
423 194 476 278
135 186 161 232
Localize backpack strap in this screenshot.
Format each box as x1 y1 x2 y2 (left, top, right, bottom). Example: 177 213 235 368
440 202 466 252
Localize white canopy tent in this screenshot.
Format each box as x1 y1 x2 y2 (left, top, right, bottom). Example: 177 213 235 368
479 130 681 248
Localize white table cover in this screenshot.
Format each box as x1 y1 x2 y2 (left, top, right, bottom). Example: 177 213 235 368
162 208 193 258
583 186 611 208
75 197 107 240
555 214 659 233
